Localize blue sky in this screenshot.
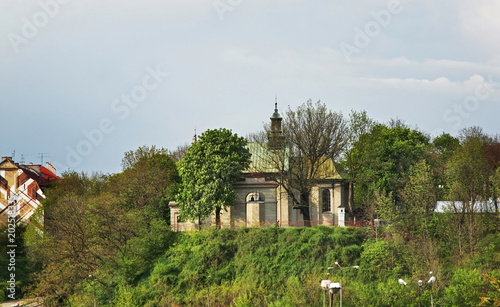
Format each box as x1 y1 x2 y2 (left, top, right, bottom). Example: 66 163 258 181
1 0 499 174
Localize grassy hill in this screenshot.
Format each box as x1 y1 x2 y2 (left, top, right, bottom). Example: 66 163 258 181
57 225 498 307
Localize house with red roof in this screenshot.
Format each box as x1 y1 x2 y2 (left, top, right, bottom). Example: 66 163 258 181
0 156 58 227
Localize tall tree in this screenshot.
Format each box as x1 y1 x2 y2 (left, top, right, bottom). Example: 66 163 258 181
352 123 430 222
176 128 251 228
400 160 438 238
446 128 493 259
109 147 179 222
342 110 376 220
431 132 460 199
250 100 348 223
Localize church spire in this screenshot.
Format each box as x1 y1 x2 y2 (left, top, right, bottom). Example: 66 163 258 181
271 96 281 120
192 128 197 145
269 99 284 149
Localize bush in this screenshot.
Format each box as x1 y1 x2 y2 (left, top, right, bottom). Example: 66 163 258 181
358 239 411 282
443 268 484 306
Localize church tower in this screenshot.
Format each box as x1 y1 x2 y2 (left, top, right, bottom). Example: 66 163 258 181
268 102 285 149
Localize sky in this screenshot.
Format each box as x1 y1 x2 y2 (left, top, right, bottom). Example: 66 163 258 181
1 0 499 174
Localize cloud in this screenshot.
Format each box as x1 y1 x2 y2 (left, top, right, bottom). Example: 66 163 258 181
359 74 499 97
458 1 500 55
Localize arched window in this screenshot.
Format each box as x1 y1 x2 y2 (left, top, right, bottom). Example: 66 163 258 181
246 192 264 203
322 189 331 212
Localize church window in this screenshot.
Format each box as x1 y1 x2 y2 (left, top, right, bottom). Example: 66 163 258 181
322 189 331 212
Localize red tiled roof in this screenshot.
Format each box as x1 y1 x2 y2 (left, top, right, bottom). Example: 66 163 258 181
41 166 58 180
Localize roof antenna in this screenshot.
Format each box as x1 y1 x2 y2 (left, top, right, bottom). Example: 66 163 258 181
38 153 50 164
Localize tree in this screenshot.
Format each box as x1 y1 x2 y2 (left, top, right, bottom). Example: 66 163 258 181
433 132 460 157
176 128 251 228
28 148 180 302
28 172 124 300
480 274 500 306
400 160 438 239
109 147 179 222
342 110 376 220
431 132 460 200
446 128 493 259
121 145 170 170
351 123 430 222
171 143 190 162
490 168 500 221
250 100 348 223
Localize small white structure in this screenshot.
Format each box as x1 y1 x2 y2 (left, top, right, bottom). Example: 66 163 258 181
338 206 346 227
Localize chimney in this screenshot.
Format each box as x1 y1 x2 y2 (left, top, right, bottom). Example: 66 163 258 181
45 162 57 175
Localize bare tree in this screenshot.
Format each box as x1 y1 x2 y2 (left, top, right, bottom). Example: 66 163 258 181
250 100 348 224
171 143 190 162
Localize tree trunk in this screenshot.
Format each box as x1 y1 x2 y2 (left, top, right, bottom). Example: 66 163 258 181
215 207 221 229
348 181 355 222
300 191 311 226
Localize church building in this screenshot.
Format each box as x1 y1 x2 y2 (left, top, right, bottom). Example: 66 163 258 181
170 104 348 230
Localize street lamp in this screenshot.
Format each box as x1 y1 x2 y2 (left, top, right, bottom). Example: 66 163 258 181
428 273 437 307
329 282 341 307
398 273 436 307
331 262 359 307
321 278 331 307
321 272 331 307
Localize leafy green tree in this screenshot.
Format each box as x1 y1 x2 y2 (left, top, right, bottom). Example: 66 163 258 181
446 129 493 259
342 110 377 220
28 173 116 301
121 145 170 170
351 123 430 222
109 147 179 222
400 160 438 239
176 128 251 228
433 132 460 157
429 132 460 200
